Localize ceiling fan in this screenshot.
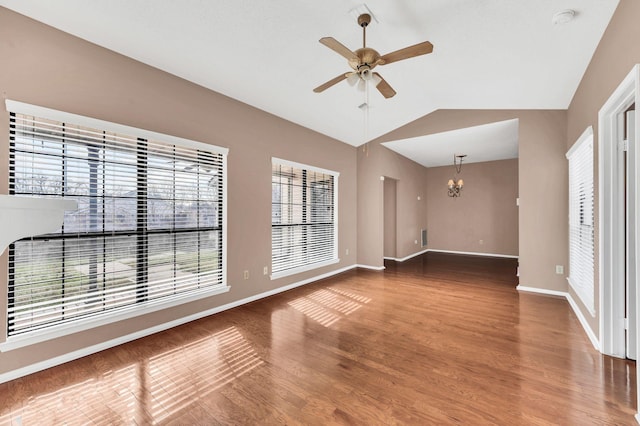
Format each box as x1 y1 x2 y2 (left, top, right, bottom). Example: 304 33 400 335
313 13 434 99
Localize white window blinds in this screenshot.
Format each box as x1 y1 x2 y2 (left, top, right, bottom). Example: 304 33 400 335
7 103 227 336
271 158 338 277
567 127 595 313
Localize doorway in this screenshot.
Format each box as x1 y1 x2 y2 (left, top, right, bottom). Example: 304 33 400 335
599 65 639 359
599 64 639 418
383 177 397 260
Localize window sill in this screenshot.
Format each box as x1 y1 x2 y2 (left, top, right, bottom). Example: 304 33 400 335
0 285 230 352
270 258 340 280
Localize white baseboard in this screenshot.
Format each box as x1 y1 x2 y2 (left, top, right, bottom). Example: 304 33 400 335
356 264 385 271
0 263 359 385
385 249 518 263
384 249 429 263
516 285 566 298
635 413 640 424
427 249 519 259
565 292 600 351
516 285 600 351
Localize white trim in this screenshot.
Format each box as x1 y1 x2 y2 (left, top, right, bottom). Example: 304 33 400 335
270 258 340 280
598 64 640 359
334 172 340 262
221 153 228 288
566 126 594 159
598 64 640 422
635 413 640 424
566 292 600 351
386 249 518 262
355 264 385 271
271 157 340 177
383 249 429 262
516 285 566 298
0 286 231 352
0 264 358 384
5 99 229 155
566 126 595 314
426 249 519 259
567 277 596 316
516 286 599 351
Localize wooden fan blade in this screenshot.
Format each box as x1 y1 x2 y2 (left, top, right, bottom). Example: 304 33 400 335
320 37 357 60
379 41 433 65
314 73 349 93
373 72 396 98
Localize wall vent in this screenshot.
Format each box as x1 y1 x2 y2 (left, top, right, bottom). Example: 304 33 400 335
421 229 427 247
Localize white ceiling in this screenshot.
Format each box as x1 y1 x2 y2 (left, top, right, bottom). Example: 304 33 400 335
383 119 519 168
0 1 620 163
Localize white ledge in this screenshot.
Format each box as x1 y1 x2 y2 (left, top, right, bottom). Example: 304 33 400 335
0 195 77 253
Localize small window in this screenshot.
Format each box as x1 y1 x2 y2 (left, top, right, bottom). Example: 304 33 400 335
271 158 338 278
566 126 594 313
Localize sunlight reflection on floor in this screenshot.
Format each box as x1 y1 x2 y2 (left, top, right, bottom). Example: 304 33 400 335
0 326 263 425
287 287 371 327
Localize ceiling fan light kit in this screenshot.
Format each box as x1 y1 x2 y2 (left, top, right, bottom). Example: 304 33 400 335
314 13 434 99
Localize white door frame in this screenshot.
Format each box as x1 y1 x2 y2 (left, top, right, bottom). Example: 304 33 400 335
627 111 637 360
598 64 640 420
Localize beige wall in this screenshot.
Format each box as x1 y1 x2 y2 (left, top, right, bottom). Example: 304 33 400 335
368 110 567 292
0 8 358 376
566 0 640 337
357 143 428 267
426 159 518 256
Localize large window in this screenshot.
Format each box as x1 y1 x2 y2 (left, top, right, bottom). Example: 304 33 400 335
271 158 338 278
7 101 227 338
567 126 594 313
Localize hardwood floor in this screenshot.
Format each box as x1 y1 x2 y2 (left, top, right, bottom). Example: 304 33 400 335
0 253 636 425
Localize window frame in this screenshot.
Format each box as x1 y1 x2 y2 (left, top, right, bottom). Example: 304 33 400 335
270 157 339 280
566 126 595 315
1 100 229 351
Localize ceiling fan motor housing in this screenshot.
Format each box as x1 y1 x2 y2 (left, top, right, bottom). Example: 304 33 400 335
349 47 382 71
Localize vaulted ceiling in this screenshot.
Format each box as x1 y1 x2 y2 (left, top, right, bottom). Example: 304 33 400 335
0 1 620 165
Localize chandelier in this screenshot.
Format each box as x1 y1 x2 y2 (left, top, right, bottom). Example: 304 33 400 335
447 154 466 197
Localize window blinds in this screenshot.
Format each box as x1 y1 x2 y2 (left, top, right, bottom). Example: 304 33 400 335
567 127 594 313
8 109 226 336
271 159 337 275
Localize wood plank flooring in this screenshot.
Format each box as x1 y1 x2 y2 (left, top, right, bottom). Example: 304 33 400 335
0 252 636 425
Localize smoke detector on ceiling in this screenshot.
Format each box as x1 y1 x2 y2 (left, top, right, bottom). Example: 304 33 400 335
552 9 576 25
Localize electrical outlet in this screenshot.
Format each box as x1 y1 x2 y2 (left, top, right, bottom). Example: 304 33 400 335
479 239 484 245
243 270 249 280
414 240 418 245
263 266 268 275
345 248 349 256
555 265 564 274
